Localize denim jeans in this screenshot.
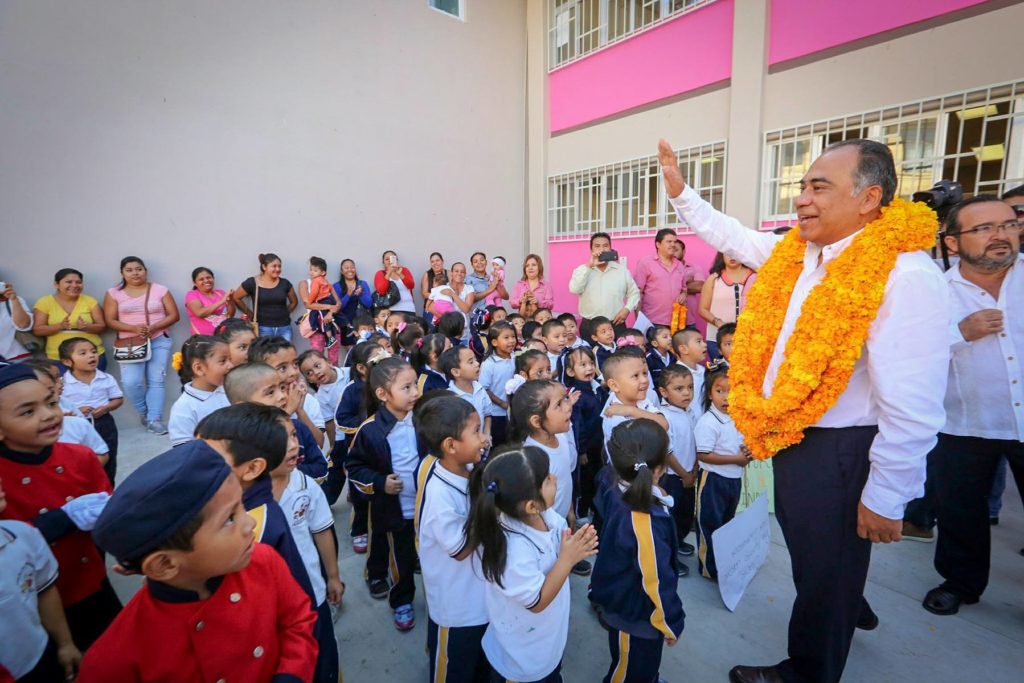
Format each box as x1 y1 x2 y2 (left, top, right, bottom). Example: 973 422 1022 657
258 324 292 341
118 334 173 422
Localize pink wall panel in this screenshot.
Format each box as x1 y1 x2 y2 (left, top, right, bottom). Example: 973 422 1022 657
548 0 734 133
545 233 717 335
768 0 990 65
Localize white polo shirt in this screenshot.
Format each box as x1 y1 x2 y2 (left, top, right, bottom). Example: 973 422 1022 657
601 393 665 463
314 367 351 424
694 405 744 478
61 370 122 411
59 415 109 455
482 509 570 682
168 384 231 447
415 457 487 627
525 433 575 519
387 413 419 519
279 469 334 606
0 520 58 679
663 404 696 473
479 356 515 417
677 361 706 419
449 380 496 426
301 392 326 431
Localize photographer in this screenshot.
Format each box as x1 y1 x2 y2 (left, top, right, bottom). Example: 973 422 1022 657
921 195 1024 617
0 278 34 362
568 232 639 334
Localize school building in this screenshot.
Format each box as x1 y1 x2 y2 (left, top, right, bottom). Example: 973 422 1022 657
2 0 1023 322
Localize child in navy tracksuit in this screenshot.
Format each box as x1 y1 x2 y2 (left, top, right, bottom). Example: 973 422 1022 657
412 333 451 395
644 324 676 387
590 419 685 683
563 346 607 522
346 356 422 632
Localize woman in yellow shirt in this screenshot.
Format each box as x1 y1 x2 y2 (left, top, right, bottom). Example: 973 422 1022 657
33 268 107 368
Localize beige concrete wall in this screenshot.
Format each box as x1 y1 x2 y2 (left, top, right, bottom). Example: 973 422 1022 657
0 0 527 329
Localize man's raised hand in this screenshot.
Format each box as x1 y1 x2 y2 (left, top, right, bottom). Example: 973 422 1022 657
658 138 685 199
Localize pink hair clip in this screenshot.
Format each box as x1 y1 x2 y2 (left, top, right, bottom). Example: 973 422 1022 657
396 322 408 334
415 338 424 349
616 336 638 347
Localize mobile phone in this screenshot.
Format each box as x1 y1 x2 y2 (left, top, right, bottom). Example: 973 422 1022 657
598 250 619 263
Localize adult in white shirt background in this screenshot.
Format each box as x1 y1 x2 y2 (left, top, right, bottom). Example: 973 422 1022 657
568 232 640 336
0 280 33 361
659 137 949 683
919 195 1024 617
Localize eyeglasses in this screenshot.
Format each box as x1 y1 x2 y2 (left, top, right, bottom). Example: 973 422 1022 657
954 220 1023 238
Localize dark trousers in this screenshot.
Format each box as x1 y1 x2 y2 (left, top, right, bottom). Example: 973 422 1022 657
313 600 340 683
932 432 1024 600
367 519 417 608
427 618 491 683
322 459 347 506
661 474 695 545
92 412 118 484
64 578 122 651
490 416 508 449
695 469 741 579
773 426 876 683
490 662 562 683
576 444 603 519
19 638 64 683
603 629 664 683
350 489 369 537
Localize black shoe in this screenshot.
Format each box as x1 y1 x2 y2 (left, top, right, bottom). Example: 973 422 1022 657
922 587 978 616
990 516 999 526
728 665 784 683
677 541 695 557
856 601 879 630
676 562 689 578
367 578 390 600
571 559 592 576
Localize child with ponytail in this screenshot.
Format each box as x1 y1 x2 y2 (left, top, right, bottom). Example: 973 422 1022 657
167 334 232 447
466 446 598 683
411 333 450 394
589 419 685 683
479 321 517 446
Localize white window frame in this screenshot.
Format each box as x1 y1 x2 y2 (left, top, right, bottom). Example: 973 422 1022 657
428 0 465 21
547 0 718 70
760 80 1024 228
546 141 727 242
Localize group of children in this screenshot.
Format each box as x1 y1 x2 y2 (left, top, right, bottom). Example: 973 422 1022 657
0 285 752 682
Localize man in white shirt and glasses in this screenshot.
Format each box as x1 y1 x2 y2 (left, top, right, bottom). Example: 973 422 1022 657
568 232 640 336
659 138 949 683
922 194 1024 617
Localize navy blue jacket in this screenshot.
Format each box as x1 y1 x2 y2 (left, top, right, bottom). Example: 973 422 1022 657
346 407 411 532
590 484 685 641
646 349 677 387
593 343 615 374
567 378 608 456
333 378 366 455
242 478 316 608
417 368 448 395
292 418 328 481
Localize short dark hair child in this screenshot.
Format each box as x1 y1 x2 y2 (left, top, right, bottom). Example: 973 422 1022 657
716 322 736 364
438 311 466 343
521 321 542 342
247 335 294 364
215 318 256 367
352 314 375 334
80 440 318 681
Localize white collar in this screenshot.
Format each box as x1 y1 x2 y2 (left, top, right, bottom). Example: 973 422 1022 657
804 228 862 270
183 384 224 401
709 404 732 423
449 380 482 397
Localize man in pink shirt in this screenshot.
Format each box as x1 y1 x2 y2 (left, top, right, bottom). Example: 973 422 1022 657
633 228 705 326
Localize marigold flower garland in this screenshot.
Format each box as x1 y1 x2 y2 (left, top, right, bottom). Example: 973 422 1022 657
730 199 937 460
669 302 687 335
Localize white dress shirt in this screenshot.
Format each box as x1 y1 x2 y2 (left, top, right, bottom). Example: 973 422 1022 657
943 255 1024 441
670 186 950 519
568 260 641 320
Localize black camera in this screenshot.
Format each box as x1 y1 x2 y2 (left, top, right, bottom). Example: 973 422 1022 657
912 180 963 225
598 249 619 263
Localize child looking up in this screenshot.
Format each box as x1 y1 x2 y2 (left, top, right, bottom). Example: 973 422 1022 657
196 403 317 604
372 306 391 337
58 337 122 481
590 419 684 683
79 440 317 682
440 346 494 440
512 348 551 383
562 347 607 525
466 446 598 683
479 321 517 447
299 349 351 450
672 329 708 419
249 335 326 448
168 334 233 447
347 356 422 631
414 396 492 683
214 317 256 366
23 358 110 468
694 369 750 580
657 364 698 570
412 333 450 394
272 419 344 683
645 325 676 386
0 365 120 651
601 352 669 453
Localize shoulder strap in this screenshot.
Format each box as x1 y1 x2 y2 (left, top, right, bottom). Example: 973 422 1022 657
144 284 151 326
252 278 259 325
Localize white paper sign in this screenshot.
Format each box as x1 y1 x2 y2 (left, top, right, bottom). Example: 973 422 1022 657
632 310 653 335
712 493 770 612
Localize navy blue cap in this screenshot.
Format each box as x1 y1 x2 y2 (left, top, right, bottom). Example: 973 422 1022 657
0 364 38 392
93 440 232 562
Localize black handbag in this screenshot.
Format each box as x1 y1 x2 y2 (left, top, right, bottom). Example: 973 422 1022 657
372 280 400 309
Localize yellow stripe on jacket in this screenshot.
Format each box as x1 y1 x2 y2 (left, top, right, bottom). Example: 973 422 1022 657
631 510 677 640
247 504 268 543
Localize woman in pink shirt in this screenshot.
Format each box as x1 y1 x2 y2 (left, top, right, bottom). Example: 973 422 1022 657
103 256 180 435
184 267 234 335
509 254 554 319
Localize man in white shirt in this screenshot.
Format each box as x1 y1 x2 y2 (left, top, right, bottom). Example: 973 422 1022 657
660 138 949 683
921 195 1024 617
568 232 640 335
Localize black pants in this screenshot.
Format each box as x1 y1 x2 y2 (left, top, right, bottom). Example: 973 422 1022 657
695 469 741 579
18 638 64 683
903 444 939 529
92 412 118 484
322 458 347 506
427 618 491 683
490 416 508 449
773 426 876 683
603 629 664 683
932 432 1024 601
661 474 695 545
367 519 417 608
576 443 603 519
313 600 340 683
64 578 123 651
